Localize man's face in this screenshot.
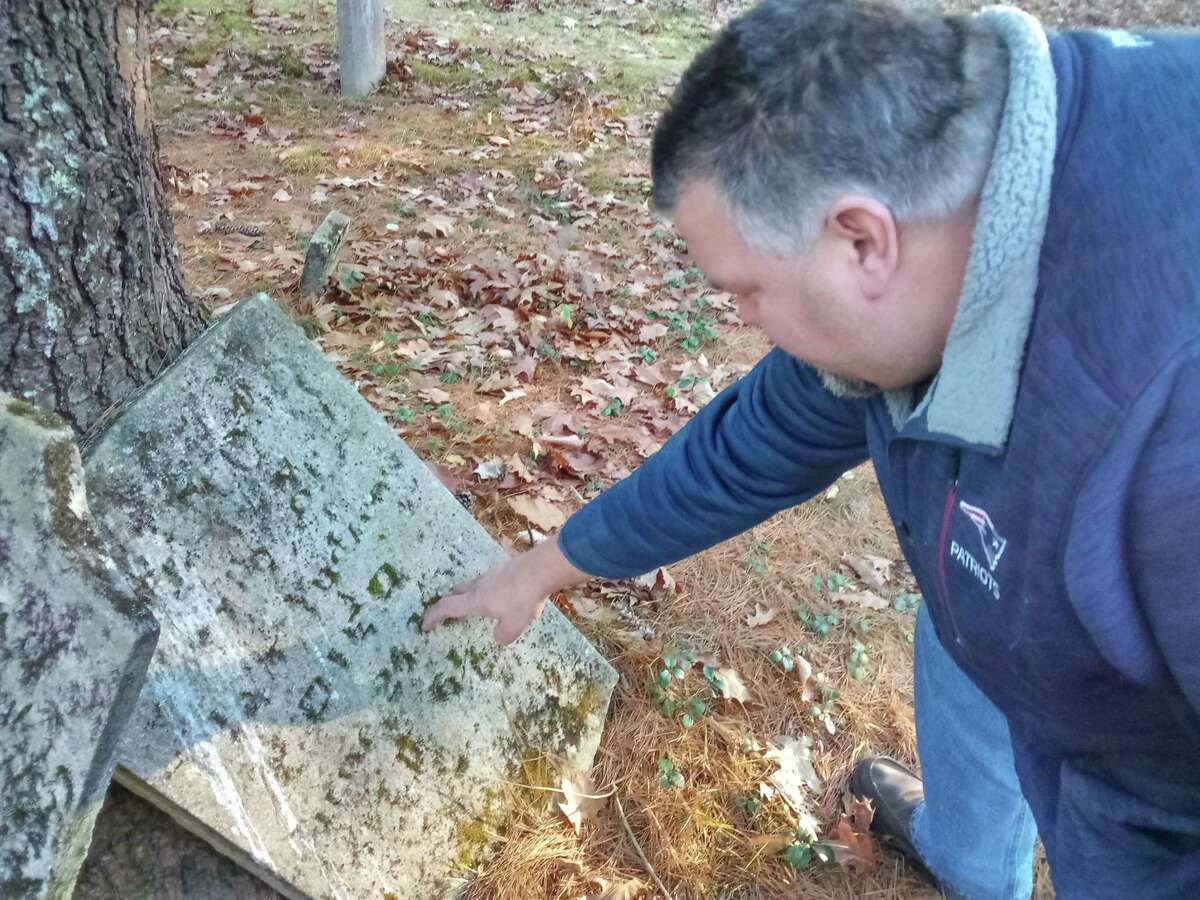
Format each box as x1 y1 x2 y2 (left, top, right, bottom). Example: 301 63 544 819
672 179 968 391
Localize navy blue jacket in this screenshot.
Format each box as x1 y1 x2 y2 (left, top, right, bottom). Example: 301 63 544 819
559 22 1200 898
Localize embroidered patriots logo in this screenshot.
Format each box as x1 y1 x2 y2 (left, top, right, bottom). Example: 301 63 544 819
959 501 1007 572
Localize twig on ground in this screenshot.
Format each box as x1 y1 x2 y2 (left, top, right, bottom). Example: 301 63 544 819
613 792 675 900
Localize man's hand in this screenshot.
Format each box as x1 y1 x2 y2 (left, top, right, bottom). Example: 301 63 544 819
421 536 589 645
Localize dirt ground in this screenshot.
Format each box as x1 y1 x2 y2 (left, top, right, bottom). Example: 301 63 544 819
142 1 1196 897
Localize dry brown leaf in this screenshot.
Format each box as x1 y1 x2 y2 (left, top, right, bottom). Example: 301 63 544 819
508 494 565 531
744 602 779 628
506 453 535 483
827 795 878 873
418 213 456 238
835 590 889 610
271 188 292 202
712 665 751 704
634 566 677 595
582 876 646 900
632 363 665 387
747 833 795 855
842 552 894 590
557 772 608 833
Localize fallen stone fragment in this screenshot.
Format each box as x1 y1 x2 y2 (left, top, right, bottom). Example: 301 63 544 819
0 397 158 900
83 295 618 899
299 211 352 296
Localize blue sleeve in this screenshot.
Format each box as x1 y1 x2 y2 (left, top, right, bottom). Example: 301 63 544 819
558 347 870 578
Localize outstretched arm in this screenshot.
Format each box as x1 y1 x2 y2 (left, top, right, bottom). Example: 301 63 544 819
424 348 870 642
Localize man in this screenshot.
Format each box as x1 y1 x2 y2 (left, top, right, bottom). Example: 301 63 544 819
424 1 1200 896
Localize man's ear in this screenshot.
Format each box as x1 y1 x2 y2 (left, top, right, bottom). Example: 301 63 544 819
826 196 899 301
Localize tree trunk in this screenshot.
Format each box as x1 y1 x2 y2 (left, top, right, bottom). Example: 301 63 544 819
0 0 207 437
0 3 273 896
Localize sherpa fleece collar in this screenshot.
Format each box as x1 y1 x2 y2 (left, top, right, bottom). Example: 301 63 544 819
890 6 1058 449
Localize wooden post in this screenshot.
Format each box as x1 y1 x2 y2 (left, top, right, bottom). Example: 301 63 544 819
337 0 386 97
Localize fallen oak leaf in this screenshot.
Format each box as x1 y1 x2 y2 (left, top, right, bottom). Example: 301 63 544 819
633 362 666 387
506 453 535 483
508 494 565 531
744 602 779 628
835 590 889 610
827 795 878 874
711 665 751 704
764 735 822 838
841 553 893 591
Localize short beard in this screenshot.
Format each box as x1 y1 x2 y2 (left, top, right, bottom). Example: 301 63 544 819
817 369 880 399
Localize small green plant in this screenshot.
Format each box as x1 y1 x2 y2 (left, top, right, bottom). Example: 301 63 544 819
847 639 870 681
651 651 721 729
769 645 795 673
638 346 657 363
734 792 762 819
658 757 685 790
741 540 770 574
372 360 403 379
784 839 834 871
810 572 848 594
851 615 871 637
601 397 623 417
809 682 840 735
392 406 416 423
894 592 921 613
439 370 461 384
793 604 841 636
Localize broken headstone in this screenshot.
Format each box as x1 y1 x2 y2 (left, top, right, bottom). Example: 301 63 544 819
299 210 351 297
0 398 158 900
83 295 618 899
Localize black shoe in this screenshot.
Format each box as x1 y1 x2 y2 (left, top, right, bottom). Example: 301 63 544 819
849 756 939 887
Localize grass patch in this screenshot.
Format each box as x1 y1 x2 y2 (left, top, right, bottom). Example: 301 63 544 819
280 145 329 175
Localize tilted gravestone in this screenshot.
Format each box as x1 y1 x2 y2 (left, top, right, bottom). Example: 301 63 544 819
82 296 618 899
0 398 158 900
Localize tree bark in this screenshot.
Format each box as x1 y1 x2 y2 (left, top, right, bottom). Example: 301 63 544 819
0 3 270 896
0 0 207 437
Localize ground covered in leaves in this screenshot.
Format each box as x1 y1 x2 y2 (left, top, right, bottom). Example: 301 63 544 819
150 1 1195 897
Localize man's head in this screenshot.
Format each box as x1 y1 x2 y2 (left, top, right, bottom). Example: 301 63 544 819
652 0 1009 391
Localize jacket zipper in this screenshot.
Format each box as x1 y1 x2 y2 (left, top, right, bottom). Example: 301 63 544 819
935 457 965 647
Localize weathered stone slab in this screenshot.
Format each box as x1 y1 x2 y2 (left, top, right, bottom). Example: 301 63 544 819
82 296 618 900
0 398 158 900
337 0 386 97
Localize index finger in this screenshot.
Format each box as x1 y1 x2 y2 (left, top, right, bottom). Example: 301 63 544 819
421 592 485 632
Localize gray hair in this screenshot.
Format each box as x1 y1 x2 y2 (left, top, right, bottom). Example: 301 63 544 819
651 0 1010 254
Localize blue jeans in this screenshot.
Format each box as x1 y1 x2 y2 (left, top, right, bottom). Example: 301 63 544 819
911 604 1039 900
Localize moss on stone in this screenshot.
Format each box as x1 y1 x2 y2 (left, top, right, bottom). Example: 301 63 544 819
393 733 424 772
7 399 65 431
